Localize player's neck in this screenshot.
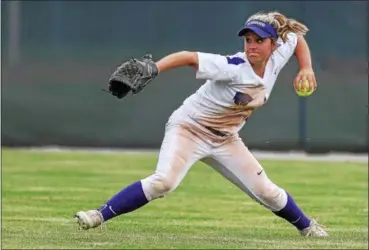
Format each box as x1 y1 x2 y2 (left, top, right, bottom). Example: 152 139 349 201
250 62 266 78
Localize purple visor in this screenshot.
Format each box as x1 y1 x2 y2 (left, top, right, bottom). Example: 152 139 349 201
237 20 278 39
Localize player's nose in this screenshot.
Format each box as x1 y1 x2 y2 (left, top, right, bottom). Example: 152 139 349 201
247 43 257 49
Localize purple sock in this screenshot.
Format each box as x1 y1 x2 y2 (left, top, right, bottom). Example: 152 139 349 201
97 181 149 221
273 192 311 230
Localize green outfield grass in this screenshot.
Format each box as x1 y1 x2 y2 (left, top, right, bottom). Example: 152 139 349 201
1 149 368 249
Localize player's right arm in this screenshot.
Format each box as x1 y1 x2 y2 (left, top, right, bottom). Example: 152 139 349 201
155 51 237 81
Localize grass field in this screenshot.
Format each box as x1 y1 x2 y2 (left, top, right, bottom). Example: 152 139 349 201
1 149 368 249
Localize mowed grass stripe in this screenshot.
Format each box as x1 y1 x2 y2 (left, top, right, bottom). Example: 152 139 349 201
1 149 368 249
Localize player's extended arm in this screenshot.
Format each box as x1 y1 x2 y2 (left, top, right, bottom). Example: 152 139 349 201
106 51 199 99
293 35 316 90
295 35 312 70
156 51 199 73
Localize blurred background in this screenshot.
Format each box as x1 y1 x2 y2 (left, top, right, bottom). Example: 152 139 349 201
1 1 368 153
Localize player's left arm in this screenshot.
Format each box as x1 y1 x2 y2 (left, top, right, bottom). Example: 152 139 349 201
155 51 237 82
156 51 199 72
293 35 316 91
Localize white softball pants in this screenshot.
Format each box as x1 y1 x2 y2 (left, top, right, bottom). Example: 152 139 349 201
141 123 288 211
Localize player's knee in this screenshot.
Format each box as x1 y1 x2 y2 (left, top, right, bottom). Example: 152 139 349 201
258 185 281 201
141 173 179 200
152 174 177 194
253 182 287 210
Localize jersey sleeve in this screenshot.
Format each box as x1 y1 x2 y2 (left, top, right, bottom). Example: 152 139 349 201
196 52 242 81
273 32 298 69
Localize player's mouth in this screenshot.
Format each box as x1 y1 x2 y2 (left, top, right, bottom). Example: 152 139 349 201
247 52 259 57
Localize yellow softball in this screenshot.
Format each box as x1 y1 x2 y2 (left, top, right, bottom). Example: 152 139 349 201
295 79 315 97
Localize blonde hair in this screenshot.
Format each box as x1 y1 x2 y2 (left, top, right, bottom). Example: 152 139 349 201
247 11 309 43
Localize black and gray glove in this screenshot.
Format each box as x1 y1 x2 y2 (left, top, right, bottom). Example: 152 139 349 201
106 54 159 99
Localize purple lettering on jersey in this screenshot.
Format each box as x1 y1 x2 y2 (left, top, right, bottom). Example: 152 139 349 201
226 57 245 65
233 91 253 106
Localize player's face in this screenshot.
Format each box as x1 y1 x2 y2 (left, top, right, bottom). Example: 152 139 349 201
244 32 275 65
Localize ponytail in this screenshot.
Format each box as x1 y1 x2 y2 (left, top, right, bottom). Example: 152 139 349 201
271 12 309 42
246 11 309 43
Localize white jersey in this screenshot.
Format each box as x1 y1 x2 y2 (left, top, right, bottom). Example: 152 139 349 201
168 33 298 140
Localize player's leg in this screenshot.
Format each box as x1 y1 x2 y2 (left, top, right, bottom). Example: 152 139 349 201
202 136 327 236
75 124 209 230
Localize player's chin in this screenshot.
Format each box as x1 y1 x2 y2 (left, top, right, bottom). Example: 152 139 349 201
247 56 262 65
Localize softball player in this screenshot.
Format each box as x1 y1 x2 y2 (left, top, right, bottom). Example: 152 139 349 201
75 11 327 237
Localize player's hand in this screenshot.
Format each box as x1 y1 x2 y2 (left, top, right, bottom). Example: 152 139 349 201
106 54 158 99
293 68 317 92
